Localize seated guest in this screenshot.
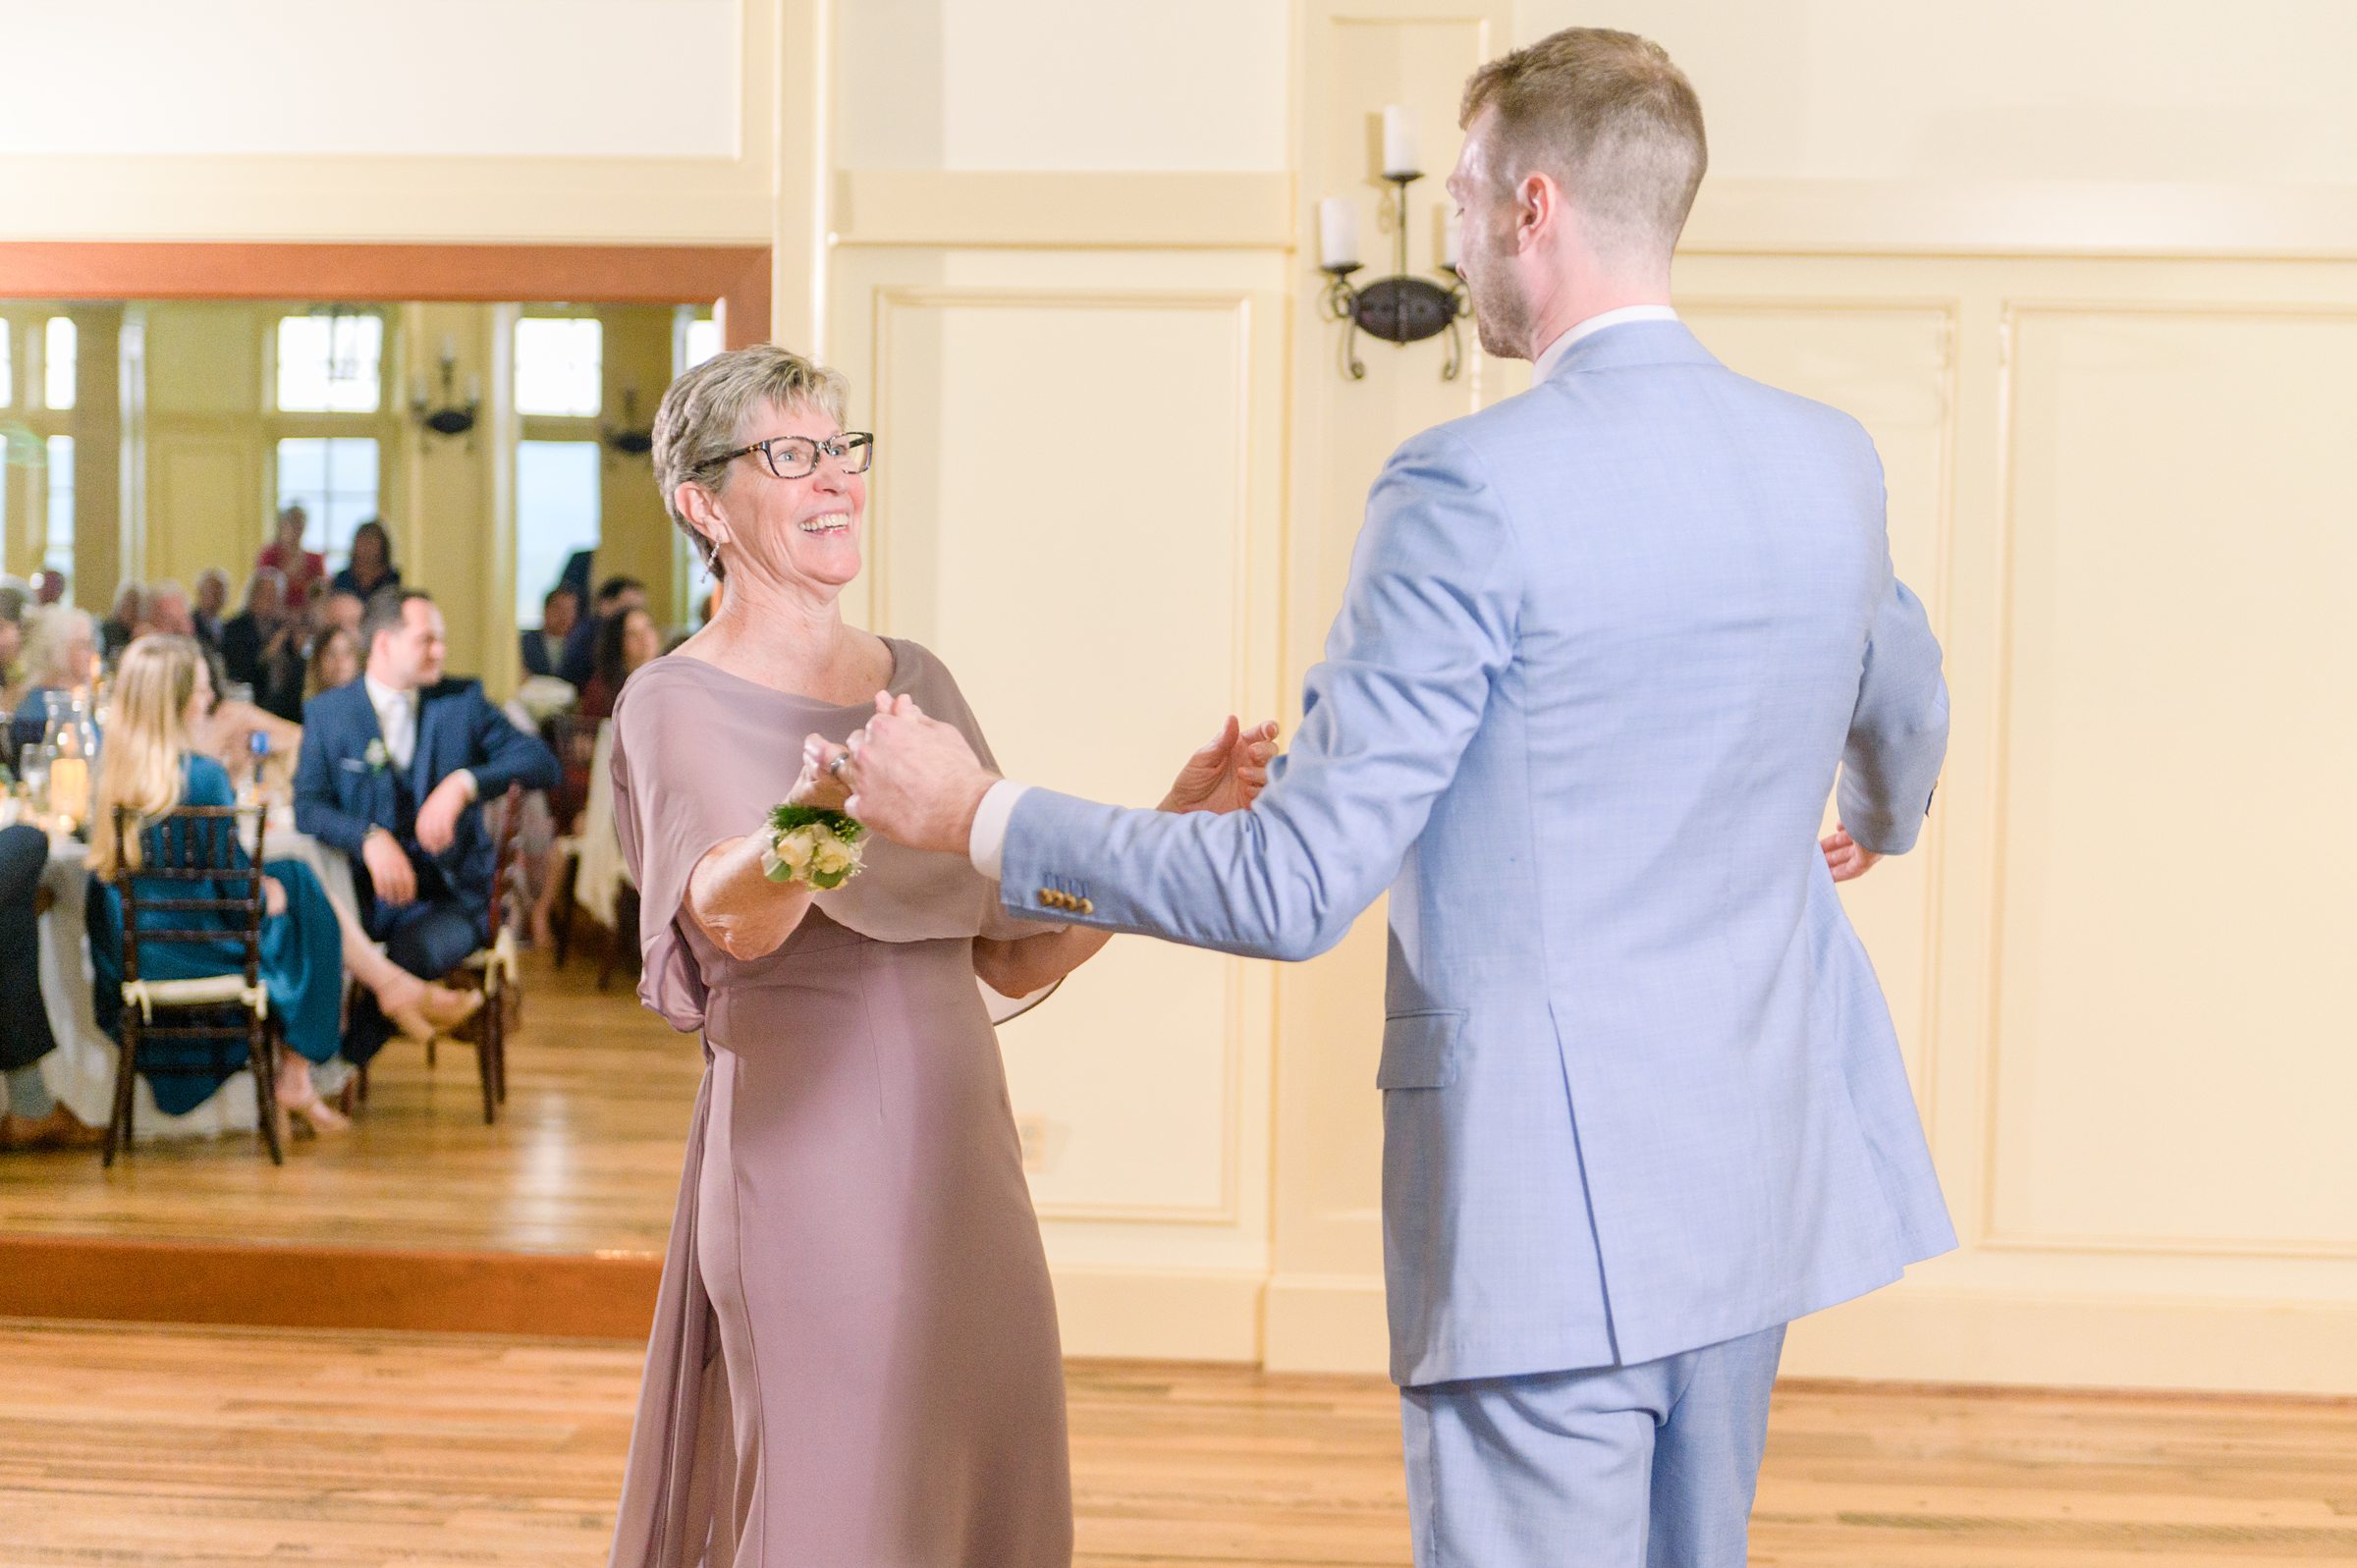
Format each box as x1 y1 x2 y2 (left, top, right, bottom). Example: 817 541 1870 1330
577 604 662 723
87 637 353 1135
530 603 663 945
7 606 101 750
295 589 559 1060
520 585 578 679
192 568 231 651
0 825 105 1150
220 568 288 690
307 624 360 701
331 519 402 601
31 570 66 608
0 584 26 692
90 641 478 1132
256 504 324 601
99 581 141 664
558 574 645 686
321 588 366 639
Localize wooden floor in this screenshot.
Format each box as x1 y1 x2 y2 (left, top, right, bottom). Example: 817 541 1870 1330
0 1321 2350 1567
0 948 696 1256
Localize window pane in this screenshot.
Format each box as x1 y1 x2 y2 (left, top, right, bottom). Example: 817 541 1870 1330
683 316 721 372
44 317 76 410
45 435 75 590
276 312 383 413
516 440 601 630
275 437 381 567
515 317 603 417
0 326 12 406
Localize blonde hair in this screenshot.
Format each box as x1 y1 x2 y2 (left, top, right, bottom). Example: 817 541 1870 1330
1459 27 1707 271
91 636 205 881
650 343 850 581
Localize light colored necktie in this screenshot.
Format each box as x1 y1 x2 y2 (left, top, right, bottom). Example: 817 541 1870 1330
385 693 415 771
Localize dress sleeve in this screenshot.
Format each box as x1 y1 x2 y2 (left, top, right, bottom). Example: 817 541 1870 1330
611 678 750 1032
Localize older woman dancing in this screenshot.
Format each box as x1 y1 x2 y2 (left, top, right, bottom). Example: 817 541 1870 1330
604 345 1273 1566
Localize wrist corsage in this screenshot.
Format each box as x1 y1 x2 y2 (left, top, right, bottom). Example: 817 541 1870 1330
762 803 867 890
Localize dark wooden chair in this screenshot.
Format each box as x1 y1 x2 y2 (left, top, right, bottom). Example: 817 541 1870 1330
107 803 282 1167
438 783 528 1124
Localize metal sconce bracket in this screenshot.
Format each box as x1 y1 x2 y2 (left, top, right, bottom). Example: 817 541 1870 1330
1321 173 1471 381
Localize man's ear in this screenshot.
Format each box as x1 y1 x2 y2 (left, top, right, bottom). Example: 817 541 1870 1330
1515 171 1558 254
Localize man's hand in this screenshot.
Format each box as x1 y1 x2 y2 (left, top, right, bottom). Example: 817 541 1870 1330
841 693 997 855
415 772 475 854
1821 825 1883 884
1160 716 1281 815
362 828 418 905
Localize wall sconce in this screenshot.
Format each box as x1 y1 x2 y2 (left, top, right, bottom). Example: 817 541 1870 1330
410 337 481 440
1318 105 1470 381
603 388 654 458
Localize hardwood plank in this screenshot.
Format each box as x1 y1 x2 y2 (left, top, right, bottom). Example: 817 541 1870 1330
7 1325 2351 1568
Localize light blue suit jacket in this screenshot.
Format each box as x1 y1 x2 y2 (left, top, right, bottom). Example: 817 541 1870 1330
1001 320 1955 1386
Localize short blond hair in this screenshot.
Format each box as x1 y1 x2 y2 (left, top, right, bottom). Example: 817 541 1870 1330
1460 27 1707 269
650 344 851 581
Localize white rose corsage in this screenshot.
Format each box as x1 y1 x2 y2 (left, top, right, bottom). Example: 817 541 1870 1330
363 738 389 772
761 803 868 891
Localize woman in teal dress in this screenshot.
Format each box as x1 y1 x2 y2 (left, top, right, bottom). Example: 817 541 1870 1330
87 636 351 1135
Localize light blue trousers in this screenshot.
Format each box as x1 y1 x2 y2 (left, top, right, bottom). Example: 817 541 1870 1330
1400 1323 1786 1567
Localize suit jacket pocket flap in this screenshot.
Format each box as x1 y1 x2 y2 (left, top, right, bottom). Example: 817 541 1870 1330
1378 1009 1464 1090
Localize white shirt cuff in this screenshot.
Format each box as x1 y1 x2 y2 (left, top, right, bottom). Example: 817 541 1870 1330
967 779 1030 881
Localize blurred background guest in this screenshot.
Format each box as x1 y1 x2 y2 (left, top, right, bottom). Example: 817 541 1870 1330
306 624 361 703
99 581 141 664
255 505 323 601
558 575 644 686
0 581 27 689
220 568 288 692
0 825 102 1151
8 606 101 749
30 570 67 609
520 584 578 679
191 568 231 651
331 519 402 602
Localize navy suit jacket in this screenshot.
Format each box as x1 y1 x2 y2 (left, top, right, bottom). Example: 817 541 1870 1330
293 677 559 930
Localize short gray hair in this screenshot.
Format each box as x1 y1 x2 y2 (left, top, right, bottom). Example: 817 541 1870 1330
1460 27 1707 270
650 344 850 581
21 605 96 687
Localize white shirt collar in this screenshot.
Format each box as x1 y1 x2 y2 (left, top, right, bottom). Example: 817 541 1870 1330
1531 304 1681 381
362 673 414 719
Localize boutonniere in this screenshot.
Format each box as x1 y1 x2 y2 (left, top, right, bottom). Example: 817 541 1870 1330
363 739 389 773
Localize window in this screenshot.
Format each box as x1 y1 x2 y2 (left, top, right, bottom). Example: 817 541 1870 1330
275 312 384 413
274 438 381 564
43 316 75 410
515 441 601 630
681 315 721 373
44 435 75 587
0 326 12 406
515 317 603 417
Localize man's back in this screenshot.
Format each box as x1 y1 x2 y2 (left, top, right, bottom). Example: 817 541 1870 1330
1374 319 1952 1381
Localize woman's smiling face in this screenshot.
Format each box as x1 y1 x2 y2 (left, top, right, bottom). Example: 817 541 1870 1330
715 400 868 596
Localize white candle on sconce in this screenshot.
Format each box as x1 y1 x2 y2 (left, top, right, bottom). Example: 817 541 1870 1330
410 373 429 408
464 373 482 405
1443 210 1462 271
1382 104 1421 179
1317 197 1361 270
437 334 459 366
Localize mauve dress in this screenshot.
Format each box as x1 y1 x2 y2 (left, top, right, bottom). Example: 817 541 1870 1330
605 641 1071 1568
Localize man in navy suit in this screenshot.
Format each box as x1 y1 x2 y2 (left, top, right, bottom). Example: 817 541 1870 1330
295 588 560 1061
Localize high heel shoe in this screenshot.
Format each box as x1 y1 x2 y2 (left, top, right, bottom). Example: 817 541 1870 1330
386 1000 442 1046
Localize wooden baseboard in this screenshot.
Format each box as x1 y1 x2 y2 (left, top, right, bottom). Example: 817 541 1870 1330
0 1233 662 1339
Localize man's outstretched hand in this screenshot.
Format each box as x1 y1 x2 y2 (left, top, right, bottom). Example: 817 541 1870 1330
1160 716 1281 815
840 692 998 855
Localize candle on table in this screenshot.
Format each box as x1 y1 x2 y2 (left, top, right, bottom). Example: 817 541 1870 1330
1318 197 1361 270
1382 105 1421 179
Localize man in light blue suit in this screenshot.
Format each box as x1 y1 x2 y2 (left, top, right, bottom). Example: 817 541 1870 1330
840 27 1951 1565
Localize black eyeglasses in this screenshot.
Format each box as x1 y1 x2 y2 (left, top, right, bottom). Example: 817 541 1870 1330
705 432 875 480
